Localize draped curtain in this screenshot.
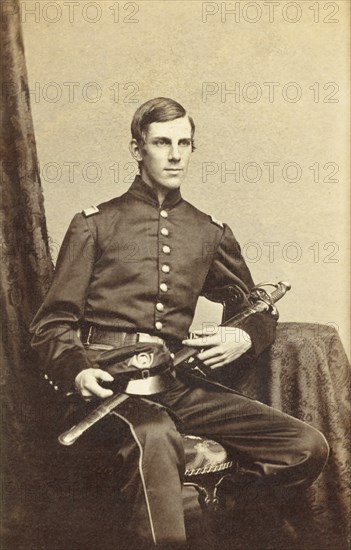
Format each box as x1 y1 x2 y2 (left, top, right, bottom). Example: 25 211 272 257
1 0 54 543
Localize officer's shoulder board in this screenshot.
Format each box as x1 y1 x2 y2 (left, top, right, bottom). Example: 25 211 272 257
210 215 224 229
82 205 100 217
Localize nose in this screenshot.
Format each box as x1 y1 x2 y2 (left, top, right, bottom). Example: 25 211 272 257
168 143 181 162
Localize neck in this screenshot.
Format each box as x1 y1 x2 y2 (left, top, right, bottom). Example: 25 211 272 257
140 173 169 206
155 188 167 206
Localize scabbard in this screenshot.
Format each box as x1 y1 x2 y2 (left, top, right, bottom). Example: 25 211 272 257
58 392 129 446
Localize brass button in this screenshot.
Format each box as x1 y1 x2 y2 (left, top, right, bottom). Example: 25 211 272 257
155 321 163 330
162 245 171 254
156 302 164 312
160 210 168 218
160 283 168 292
160 228 169 236
161 264 170 273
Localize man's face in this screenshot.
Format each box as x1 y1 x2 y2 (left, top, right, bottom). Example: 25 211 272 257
133 116 193 193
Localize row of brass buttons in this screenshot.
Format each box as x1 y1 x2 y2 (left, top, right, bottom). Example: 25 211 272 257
44 373 58 391
156 210 170 331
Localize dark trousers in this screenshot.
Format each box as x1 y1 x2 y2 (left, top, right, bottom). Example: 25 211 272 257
66 374 329 546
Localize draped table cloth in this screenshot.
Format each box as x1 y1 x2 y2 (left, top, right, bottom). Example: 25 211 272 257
216 321 350 549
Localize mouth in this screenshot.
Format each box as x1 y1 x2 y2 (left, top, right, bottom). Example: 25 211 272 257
164 168 183 172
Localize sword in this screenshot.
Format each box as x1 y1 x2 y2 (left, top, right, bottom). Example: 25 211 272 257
58 281 291 446
58 392 129 446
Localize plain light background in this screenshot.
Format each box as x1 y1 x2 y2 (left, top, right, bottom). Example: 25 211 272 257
20 0 350 355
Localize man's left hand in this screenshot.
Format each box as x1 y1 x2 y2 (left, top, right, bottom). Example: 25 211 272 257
182 326 252 369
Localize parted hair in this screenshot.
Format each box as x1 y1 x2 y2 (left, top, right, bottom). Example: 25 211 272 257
131 97 196 151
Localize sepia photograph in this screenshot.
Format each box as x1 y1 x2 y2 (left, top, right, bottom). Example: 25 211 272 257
1 1 350 548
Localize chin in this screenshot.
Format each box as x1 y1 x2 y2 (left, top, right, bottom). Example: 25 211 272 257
162 180 182 190
157 177 183 189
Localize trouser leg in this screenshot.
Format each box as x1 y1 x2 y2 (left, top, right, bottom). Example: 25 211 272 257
107 396 186 545
155 378 329 494
154 378 329 547
59 376 329 547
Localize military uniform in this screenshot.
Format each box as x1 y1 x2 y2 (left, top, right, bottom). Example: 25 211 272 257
30 176 329 545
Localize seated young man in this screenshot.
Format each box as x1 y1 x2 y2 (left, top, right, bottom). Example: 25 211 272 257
30 97 329 547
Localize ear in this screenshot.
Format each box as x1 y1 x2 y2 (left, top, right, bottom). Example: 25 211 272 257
129 139 143 162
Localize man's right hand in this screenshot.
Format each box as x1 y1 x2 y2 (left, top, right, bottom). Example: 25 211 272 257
75 368 114 400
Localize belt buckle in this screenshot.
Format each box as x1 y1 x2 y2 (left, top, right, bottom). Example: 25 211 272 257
138 333 154 344
137 333 164 345
137 333 147 343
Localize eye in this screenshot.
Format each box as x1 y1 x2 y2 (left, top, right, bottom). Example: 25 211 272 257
179 139 192 147
154 139 168 147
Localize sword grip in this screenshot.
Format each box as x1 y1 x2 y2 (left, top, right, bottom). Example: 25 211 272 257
270 281 291 304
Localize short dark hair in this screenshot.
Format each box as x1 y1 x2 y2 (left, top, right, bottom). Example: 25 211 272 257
131 97 196 151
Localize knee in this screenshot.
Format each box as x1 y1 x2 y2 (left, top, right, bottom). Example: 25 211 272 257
138 409 182 448
295 423 329 482
138 410 185 471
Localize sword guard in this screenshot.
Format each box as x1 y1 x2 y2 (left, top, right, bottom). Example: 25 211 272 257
249 281 291 319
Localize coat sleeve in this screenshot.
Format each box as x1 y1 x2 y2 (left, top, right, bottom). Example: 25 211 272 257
30 213 98 393
201 223 277 357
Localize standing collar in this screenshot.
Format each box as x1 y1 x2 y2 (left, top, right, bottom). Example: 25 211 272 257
128 175 183 209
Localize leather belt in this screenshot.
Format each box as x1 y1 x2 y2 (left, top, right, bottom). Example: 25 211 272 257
79 325 166 349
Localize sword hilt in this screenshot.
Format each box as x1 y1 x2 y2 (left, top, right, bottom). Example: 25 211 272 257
268 281 291 304
249 281 291 316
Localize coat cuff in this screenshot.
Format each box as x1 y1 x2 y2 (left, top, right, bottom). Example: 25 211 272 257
236 312 277 358
46 349 97 395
